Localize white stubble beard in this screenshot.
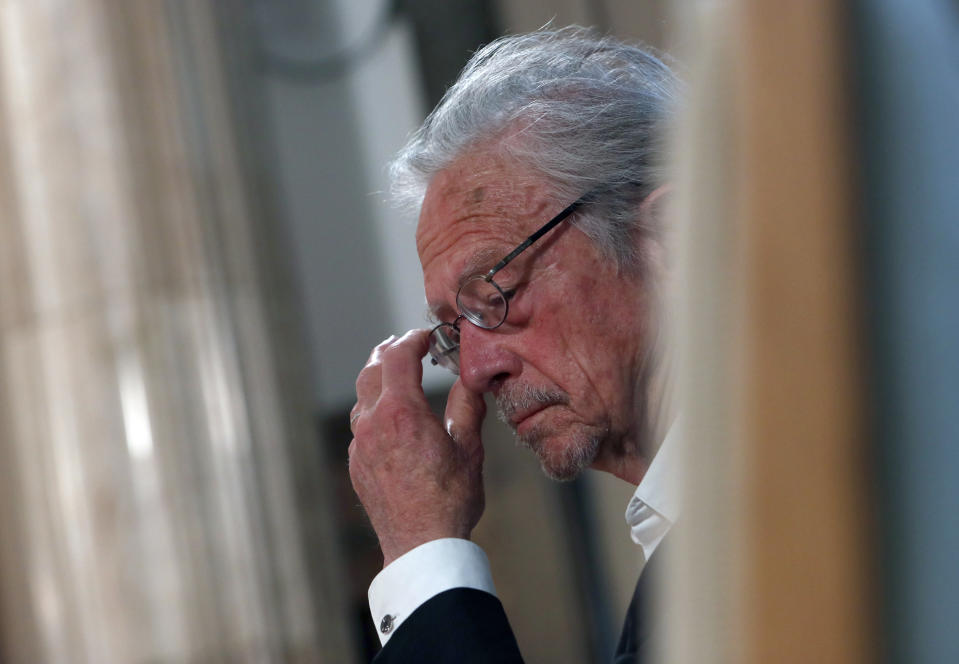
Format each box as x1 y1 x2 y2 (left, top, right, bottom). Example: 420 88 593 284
495 384 602 482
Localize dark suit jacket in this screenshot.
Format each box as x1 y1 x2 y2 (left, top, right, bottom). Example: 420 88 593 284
372 546 663 664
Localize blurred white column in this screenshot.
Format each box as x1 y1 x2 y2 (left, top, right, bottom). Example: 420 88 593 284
256 0 450 408
0 1 354 662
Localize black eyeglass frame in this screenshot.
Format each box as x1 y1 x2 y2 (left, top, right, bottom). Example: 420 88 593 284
428 192 592 370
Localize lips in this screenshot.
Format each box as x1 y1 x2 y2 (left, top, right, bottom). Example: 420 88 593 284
510 403 551 429
494 384 570 432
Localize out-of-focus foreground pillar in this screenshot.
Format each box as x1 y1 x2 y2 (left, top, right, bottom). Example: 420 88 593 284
0 2 354 663
668 1 875 663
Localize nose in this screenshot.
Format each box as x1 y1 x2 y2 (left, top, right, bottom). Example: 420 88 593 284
456 322 523 394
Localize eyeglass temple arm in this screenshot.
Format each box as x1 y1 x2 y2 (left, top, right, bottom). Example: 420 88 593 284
483 197 587 280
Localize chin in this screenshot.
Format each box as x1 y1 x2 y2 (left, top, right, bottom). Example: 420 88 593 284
518 425 601 483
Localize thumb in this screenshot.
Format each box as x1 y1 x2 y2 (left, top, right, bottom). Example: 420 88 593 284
444 380 486 447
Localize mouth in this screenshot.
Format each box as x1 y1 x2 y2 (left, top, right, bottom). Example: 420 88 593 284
495 384 570 434
510 404 552 430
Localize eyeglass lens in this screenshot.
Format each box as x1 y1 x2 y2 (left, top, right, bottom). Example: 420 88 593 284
429 277 510 373
428 323 461 374
456 276 509 329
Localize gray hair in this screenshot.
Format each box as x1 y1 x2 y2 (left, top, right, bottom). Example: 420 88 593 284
390 26 681 269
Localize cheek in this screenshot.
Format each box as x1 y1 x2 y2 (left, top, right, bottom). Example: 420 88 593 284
539 275 604 327
532 281 626 386
569 281 645 385
522 267 644 377
561 274 626 338
578 275 609 327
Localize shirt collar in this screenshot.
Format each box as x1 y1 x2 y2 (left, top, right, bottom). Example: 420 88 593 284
624 418 682 561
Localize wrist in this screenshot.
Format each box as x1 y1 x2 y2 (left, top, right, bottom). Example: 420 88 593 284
380 530 473 568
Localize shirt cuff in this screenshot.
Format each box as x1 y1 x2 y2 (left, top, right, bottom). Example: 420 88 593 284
368 538 497 646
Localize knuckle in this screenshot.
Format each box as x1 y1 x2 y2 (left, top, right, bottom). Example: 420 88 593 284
352 418 372 439
366 336 397 365
362 353 383 372
395 328 427 348
390 331 413 348
375 335 397 353
347 440 365 469
347 444 359 478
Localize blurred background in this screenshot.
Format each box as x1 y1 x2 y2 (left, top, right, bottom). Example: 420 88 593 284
0 0 956 663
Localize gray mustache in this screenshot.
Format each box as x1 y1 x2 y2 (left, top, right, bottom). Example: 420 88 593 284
495 384 569 425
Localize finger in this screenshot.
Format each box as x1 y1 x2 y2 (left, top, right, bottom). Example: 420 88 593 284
445 379 486 447
380 329 431 394
355 335 397 403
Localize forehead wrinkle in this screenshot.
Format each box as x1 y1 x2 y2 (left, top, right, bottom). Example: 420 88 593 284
420 188 558 274
418 150 564 320
420 197 573 317
417 209 504 267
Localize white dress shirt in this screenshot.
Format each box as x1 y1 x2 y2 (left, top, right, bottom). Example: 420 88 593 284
624 422 681 564
368 425 681 646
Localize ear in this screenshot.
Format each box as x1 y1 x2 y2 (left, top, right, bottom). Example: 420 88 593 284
638 184 674 234
635 184 675 277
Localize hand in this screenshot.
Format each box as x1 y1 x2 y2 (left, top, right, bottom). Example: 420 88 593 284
348 329 487 567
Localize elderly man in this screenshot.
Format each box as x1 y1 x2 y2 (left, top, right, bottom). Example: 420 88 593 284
348 27 680 663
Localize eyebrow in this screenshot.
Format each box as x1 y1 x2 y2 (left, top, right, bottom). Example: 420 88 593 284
456 247 505 287
425 246 508 321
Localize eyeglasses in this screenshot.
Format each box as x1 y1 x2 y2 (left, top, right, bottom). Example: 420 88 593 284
428 193 591 374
